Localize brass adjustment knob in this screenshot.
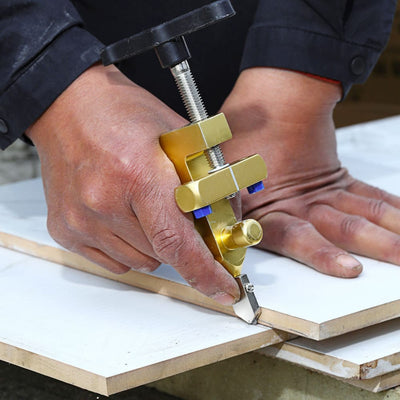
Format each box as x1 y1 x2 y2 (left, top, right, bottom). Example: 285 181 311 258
220 220 263 250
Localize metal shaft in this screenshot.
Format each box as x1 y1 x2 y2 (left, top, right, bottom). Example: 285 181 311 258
171 61 208 122
171 60 225 170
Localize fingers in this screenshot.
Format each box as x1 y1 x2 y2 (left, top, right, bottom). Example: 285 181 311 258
129 158 240 304
80 244 157 275
95 234 160 272
66 234 159 274
105 213 157 259
79 246 131 275
319 190 400 235
308 204 400 265
347 180 400 209
143 216 239 304
259 211 362 277
48 215 160 274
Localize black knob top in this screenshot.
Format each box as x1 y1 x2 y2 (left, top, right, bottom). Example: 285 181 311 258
101 0 235 68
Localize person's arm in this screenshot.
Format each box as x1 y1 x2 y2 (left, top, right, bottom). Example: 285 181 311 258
0 0 102 149
220 0 399 277
241 0 396 97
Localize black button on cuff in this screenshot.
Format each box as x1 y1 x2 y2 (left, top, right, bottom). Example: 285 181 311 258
350 56 366 76
0 119 8 134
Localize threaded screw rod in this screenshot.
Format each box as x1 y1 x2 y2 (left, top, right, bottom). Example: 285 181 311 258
171 61 226 170
171 60 208 122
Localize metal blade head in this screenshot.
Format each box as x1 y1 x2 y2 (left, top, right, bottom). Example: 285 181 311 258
232 274 261 325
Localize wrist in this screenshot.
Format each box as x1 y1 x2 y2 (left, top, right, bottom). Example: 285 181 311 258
220 67 341 187
221 67 341 148
222 67 341 126
25 64 102 146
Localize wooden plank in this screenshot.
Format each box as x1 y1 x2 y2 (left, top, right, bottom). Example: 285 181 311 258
339 370 400 393
260 341 400 393
260 318 400 382
2 117 400 340
0 246 287 395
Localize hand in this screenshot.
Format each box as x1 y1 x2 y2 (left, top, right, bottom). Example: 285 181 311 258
26 64 239 304
221 68 400 277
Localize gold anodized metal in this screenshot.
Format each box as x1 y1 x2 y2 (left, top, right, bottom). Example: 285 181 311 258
220 220 263 250
159 113 267 277
174 155 267 212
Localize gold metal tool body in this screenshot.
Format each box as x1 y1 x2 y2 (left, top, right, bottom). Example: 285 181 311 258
160 113 266 277
160 60 267 324
101 0 267 324
160 108 267 326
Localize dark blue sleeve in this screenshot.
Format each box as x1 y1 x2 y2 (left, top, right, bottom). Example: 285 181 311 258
0 0 103 149
241 0 397 96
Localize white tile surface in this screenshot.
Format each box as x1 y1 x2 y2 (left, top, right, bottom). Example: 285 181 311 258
0 246 276 394
2 117 400 340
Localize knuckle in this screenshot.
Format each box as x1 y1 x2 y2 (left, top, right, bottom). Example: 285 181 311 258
340 215 367 238
63 209 85 233
47 208 89 253
368 199 387 221
280 219 314 249
151 228 186 265
125 165 159 204
46 218 79 252
311 245 334 260
283 219 313 238
333 190 346 203
81 186 105 214
372 187 388 200
364 184 389 201
309 246 336 270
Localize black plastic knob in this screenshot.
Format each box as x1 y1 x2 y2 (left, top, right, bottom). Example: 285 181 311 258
101 0 235 68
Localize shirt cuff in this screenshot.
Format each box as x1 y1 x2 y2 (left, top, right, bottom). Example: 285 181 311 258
240 25 382 99
0 26 103 150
